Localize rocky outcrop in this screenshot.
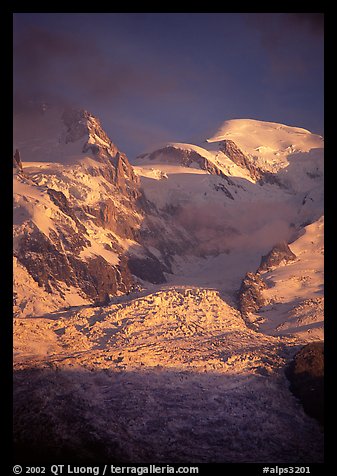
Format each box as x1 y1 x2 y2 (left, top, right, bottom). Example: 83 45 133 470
219 140 262 181
220 140 287 188
16 226 73 293
286 342 324 425
238 242 296 320
47 189 87 235
15 223 134 301
144 146 228 178
258 171 287 188
84 199 140 241
68 255 133 301
258 242 296 273
13 149 23 173
112 151 141 196
127 255 167 284
238 272 266 318
62 108 117 156
213 182 234 199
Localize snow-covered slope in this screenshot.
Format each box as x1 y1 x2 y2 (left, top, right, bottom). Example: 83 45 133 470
207 118 323 166
136 118 324 193
205 119 324 193
257 216 324 341
137 142 254 182
133 118 324 340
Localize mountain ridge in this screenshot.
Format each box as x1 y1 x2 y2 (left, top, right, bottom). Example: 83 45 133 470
13 107 324 464
13 107 324 343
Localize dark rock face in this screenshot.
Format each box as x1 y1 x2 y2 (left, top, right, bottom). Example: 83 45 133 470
62 109 92 143
62 108 140 200
306 169 322 179
238 272 266 317
258 242 296 273
258 171 287 188
85 199 140 241
13 149 23 173
145 146 228 178
127 255 167 284
15 224 134 300
49 226 90 255
138 215 195 266
238 242 296 319
113 151 140 195
68 255 133 300
16 226 73 293
47 189 87 235
62 108 117 155
286 342 324 425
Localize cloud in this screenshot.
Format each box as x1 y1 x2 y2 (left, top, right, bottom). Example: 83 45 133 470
174 198 295 256
13 23 192 154
284 13 324 36
244 13 323 81
14 25 134 106
13 23 192 114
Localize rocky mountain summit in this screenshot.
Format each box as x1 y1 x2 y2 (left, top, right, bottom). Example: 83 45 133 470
61 108 140 198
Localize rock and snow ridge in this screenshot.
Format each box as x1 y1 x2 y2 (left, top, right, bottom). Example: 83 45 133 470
207 118 323 162
13 111 324 463
13 107 195 316
137 119 323 192
14 110 324 335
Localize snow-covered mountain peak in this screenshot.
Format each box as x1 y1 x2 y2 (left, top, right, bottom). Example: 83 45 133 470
135 117 324 195
202 118 324 187
207 118 323 159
